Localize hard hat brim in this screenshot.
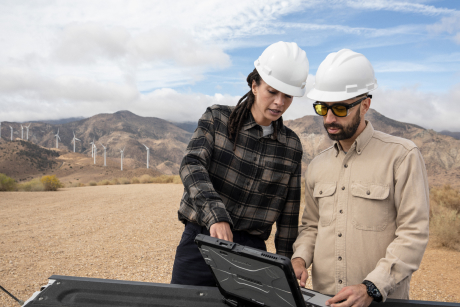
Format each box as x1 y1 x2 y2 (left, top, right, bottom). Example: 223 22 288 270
255 64 306 97
306 86 378 102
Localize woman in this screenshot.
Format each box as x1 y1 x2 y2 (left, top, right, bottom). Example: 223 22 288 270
171 41 309 286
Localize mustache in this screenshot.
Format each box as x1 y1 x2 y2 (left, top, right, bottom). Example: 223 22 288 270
324 123 343 129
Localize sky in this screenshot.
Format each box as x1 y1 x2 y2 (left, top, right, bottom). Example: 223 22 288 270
0 0 459 131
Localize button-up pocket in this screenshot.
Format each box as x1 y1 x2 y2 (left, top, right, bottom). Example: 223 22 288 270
257 161 292 198
313 182 337 227
351 182 390 231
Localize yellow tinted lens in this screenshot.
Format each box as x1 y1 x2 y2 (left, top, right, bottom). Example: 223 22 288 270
332 105 347 117
315 104 327 116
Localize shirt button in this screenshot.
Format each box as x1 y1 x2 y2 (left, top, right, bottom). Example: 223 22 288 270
339 210 343 214
366 190 371 195
341 186 345 190
338 233 342 237
319 191 323 195
253 157 257 161
338 280 343 284
344 164 348 168
246 181 250 186
338 256 342 261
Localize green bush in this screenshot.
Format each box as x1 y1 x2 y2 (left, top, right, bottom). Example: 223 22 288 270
17 178 44 191
0 173 16 191
40 175 63 191
119 177 130 184
89 181 97 186
98 179 111 186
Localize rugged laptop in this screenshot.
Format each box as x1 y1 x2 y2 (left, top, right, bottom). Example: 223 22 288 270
195 234 331 307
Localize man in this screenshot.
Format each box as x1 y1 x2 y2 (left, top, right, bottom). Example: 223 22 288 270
291 49 429 307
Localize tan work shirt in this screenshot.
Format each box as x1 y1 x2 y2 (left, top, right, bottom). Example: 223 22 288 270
292 121 429 301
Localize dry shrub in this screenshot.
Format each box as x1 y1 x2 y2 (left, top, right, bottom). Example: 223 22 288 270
40 175 63 191
98 179 111 186
68 182 85 187
430 185 460 251
119 177 130 184
89 181 97 186
0 173 16 191
111 178 120 185
131 177 140 184
18 178 44 191
139 174 153 183
149 175 182 184
431 185 460 214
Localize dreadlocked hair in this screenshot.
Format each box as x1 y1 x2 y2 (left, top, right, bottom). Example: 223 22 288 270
227 68 282 151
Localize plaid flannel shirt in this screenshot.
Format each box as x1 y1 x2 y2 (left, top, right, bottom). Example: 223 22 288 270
178 104 302 257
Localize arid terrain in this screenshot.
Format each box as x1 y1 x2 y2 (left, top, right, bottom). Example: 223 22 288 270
1 184 459 306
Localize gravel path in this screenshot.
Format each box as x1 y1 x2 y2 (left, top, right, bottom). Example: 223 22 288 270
1 184 459 306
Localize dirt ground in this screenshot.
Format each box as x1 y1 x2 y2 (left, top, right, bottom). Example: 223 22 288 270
1 184 459 306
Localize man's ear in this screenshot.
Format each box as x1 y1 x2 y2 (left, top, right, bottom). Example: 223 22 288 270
252 80 258 96
361 97 371 116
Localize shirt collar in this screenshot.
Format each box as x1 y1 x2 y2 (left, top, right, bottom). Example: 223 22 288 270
242 111 287 144
333 120 374 156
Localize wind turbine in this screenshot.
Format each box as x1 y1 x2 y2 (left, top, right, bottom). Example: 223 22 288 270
142 144 150 169
72 131 80 152
93 141 97 164
100 142 107 166
0 122 2 139
9 126 13 141
120 147 125 171
26 124 31 141
21 125 24 139
55 129 61 148
90 139 95 158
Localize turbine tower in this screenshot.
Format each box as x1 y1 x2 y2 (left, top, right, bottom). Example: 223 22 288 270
93 142 97 165
26 124 31 141
90 140 95 158
72 131 80 152
143 144 150 169
9 126 13 141
0 122 2 139
21 125 24 139
100 142 107 167
120 147 125 171
55 129 61 148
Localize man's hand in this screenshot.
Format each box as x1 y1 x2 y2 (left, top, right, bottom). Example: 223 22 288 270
291 257 309 287
210 222 233 242
325 284 373 307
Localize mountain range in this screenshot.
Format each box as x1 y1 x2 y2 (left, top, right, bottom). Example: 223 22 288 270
1 108 460 188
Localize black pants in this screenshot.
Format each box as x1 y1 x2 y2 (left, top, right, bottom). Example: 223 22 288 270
170 222 267 287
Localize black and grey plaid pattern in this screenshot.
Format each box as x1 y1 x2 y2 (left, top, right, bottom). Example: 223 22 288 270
178 105 302 257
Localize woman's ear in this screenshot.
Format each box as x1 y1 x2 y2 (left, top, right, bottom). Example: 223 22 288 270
252 80 258 96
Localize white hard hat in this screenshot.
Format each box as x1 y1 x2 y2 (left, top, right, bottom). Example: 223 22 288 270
254 41 309 97
307 49 378 102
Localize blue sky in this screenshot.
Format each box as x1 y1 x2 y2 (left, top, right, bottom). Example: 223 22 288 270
0 0 459 131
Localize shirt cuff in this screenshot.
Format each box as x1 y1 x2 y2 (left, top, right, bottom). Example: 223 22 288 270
203 204 233 230
364 267 395 302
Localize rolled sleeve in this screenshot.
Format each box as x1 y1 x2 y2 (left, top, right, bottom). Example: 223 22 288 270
364 148 429 301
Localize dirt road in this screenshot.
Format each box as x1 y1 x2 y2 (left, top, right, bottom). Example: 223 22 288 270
1 184 459 306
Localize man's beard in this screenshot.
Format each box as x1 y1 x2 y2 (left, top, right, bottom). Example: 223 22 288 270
324 107 361 141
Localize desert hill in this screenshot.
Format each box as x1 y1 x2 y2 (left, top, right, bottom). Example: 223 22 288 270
1 111 192 175
284 109 460 188
0 137 162 185
2 108 460 187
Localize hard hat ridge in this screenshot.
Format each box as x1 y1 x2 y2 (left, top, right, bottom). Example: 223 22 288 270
254 41 309 97
308 49 378 102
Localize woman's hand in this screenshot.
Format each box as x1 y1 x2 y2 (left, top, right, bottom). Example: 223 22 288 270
210 222 233 242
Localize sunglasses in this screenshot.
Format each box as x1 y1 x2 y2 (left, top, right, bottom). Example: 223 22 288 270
313 96 370 117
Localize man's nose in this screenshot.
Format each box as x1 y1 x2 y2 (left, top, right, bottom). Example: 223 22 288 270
324 109 336 124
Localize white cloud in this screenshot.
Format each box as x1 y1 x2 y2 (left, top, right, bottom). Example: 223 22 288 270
371 83 460 131
373 61 448 73
427 12 460 44
344 0 455 15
